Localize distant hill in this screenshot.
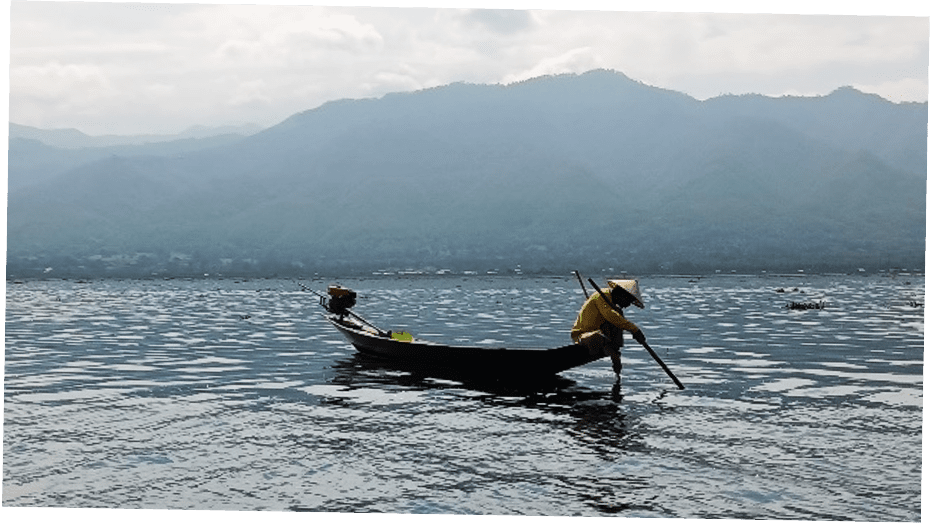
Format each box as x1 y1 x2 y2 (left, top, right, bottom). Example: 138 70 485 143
9 122 263 148
7 123 264 190
6 69 927 278
8 136 248 190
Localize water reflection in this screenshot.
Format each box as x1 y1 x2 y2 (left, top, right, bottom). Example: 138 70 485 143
326 353 647 462
328 352 581 396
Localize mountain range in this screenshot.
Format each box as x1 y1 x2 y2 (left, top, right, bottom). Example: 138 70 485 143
6 69 927 278
10 122 262 148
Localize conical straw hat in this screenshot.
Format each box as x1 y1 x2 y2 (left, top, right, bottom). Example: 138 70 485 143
608 279 644 308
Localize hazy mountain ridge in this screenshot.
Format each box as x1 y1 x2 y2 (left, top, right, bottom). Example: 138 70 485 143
701 87 927 174
6 70 927 278
7 130 261 190
9 122 263 148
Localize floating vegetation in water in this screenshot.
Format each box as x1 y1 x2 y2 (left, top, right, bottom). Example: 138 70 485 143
785 300 825 310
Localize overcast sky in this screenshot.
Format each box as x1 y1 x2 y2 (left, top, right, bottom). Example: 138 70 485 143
6 1 930 136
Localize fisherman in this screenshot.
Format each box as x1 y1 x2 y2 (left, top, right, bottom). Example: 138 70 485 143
571 279 647 382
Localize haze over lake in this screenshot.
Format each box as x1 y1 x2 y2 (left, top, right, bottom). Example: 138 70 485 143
7 70 926 279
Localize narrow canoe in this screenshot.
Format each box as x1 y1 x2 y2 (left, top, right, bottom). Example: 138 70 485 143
325 313 602 378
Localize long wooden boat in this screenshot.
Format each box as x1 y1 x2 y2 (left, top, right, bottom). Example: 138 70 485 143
325 313 602 378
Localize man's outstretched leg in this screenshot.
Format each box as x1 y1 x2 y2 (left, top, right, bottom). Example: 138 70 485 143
606 347 622 382
579 326 623 381
600 323 623 382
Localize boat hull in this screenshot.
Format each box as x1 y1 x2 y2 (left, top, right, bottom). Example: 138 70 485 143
325 315 602 378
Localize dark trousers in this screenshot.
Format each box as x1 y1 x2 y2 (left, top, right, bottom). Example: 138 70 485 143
578 322 623 376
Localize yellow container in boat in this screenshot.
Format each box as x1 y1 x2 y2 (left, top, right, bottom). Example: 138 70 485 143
390 331 414 342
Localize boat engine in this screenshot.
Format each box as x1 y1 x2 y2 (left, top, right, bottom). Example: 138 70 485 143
324 285 357 316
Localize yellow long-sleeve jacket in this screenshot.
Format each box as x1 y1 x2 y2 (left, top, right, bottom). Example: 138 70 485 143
571 292 640 344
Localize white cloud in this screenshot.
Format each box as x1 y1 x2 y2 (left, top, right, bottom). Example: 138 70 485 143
855 77 930 103
11 61 117 111
463 8 537 35
199 6 385 69
367 69 425 95
502 47 603 84
144 83 178 100
228 79 272 108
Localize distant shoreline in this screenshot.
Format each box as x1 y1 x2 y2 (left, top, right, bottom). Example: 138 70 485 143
7 268 924 284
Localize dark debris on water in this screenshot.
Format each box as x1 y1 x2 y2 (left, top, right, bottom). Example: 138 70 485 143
785 300 826 310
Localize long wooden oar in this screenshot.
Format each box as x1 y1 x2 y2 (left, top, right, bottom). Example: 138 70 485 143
588 278 685 390
573 270 590 298
637 340 686 390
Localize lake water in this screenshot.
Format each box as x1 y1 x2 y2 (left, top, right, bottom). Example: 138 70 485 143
3 273 924 520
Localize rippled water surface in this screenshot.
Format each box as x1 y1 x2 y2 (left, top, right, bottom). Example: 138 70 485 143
3 274 924 519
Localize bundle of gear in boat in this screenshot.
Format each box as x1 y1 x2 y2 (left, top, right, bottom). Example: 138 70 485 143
320 285 357 316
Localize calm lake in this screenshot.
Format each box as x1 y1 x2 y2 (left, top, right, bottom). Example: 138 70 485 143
3 273 924 520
